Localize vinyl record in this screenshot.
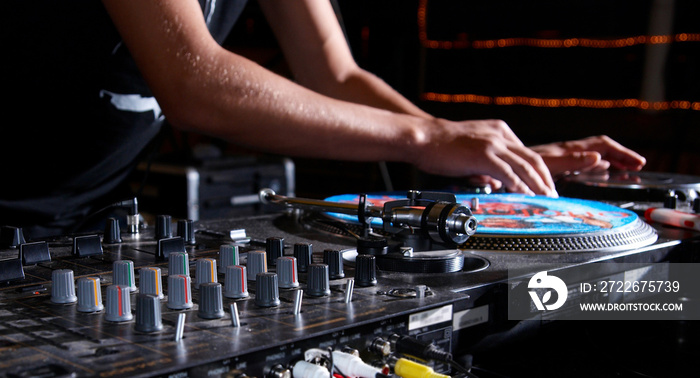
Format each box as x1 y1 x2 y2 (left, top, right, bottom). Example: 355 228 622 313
323 193 658 252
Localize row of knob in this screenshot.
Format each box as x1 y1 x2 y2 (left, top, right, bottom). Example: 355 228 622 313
48 243 378 333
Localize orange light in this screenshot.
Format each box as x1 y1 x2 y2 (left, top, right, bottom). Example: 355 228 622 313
419 93 700 112
417 0 700 50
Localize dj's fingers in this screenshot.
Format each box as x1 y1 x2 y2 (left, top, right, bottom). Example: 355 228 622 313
603 145 646 171
573 136 646 171
542 151 602 176
510 145 558 196
494 148 553 197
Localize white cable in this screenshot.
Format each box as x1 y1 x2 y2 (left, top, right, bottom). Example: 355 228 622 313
292 360 330 378
332 351 382 378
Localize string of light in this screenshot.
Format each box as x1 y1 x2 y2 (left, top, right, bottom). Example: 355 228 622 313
420 93 700 111
417 0 700 50
417 0 700 111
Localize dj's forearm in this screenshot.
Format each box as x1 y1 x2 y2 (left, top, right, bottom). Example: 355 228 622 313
257 0 432 119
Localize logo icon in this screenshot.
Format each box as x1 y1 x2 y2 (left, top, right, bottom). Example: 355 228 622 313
528 271 568 311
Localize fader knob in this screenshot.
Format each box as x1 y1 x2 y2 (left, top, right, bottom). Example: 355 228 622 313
155 215 172 240
218 244 239 271
224 265 249 299
139 267 164 299
135 294 163 333
323 249 345 279
198 282 225 319
266 237 284 266
177 219 196 245
255 272 280 307
168 252 190 276
113 260 137 292
293 243 313 272
103 218 122 244
247 250 267 280
277 256 299 289
77 277 104 313
354 254 378 287
195 258 217 289
105 285 133 322
51 269 77 304
168 275 193 310
306 264 331 297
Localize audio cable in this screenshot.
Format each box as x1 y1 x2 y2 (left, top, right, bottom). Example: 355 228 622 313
388 335 479 378
393 357 449 378
301 348 381 378
67 197 140 234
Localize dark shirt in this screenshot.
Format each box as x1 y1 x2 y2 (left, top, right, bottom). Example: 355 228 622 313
0 0 248 238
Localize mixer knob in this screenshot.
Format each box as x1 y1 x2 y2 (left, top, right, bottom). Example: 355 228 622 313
105 285 133 322
323 249 345 279
219 244 240 271
77 277 104 313
112 260 137 292
168 275 193 310
135 293 163 333
354 254 378 287
255 272 280 307
195 258 218 289
51 269 77 304
155 214 173 240
176 219 196 245
277 256 299 289
139 267 164 299
224 265 249 299
103 217 122 244
168 252 190 276
306 264 331 297
266 237 284 266
247 250 267 280
694 198 700 213
293 242 313 272
198 282 225 319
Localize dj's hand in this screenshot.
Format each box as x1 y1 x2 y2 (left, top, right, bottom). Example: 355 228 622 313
531 135 647 176
413 118 557 197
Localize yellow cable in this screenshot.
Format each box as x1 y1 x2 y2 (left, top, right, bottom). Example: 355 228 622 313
394 358 450 378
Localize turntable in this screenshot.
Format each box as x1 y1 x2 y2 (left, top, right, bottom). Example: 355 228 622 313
260 186 661 275
320 192 658 253
557 170 700 210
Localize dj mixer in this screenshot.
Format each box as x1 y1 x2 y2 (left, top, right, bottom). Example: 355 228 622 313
1 171 699 378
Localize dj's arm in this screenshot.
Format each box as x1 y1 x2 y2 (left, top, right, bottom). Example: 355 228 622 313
101 0 556 197
257 0 432 119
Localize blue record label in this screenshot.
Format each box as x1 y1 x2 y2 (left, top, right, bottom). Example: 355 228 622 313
324 193 639 236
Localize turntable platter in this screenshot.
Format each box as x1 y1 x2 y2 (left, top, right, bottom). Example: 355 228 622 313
557 171 700 203
323 193 658 253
